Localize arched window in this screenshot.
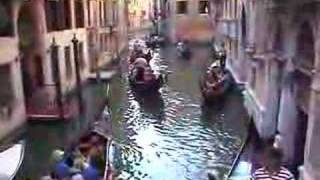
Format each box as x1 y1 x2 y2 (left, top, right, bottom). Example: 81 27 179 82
241 5 247 46
18 3 34 50
0 2 12 36
296 22 315 70
273 23 283 53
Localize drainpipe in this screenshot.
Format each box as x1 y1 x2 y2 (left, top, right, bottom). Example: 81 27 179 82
72 34 84 113
51 37 64 119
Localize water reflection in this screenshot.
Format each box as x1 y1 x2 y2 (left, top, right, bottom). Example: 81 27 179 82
109 44 249 180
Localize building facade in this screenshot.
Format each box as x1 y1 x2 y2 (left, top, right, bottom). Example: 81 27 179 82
0 0 128 140
0 1 26 140
213 0 320 179
127 0 154 31
166 0 213 43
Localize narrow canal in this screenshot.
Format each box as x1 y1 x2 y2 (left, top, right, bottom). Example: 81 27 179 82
13 40 249 180
108 42 249 180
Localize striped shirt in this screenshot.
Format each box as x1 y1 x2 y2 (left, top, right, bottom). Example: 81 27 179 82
252 167 295 180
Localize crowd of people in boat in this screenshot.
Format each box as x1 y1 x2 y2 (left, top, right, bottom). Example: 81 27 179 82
41 131 110 180
128 40 159 83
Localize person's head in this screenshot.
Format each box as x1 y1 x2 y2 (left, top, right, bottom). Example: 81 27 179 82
79 144 91 157
263 147 283 172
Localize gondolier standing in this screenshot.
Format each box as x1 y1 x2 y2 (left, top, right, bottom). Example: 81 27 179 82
252 147 295 180
219 43 227 70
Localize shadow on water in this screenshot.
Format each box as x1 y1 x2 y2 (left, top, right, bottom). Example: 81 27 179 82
132 91 165 121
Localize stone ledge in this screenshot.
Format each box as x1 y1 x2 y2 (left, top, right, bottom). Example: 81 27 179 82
299 165 320 180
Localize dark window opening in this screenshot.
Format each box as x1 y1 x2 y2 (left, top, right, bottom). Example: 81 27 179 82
0 65 14 109
18 4 34 50
199 1 209 14
75 0 85 28
241 7 247 46
112 1 118 25
0 3 13 36
78 42 85 70
87 1 91 26
296 22 315 70
100 35 104 52
251 67 256 90
293 109 308 177
105 34 108 51
45 0 59 31
45 0 71 31
63 0 71 29
65 46 72 79
104 2 108 27
176 1 187 14
234 0 237 18
51 46 59 84
34 55 44 87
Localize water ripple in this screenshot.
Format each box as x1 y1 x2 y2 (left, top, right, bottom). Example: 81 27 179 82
111 46 248 180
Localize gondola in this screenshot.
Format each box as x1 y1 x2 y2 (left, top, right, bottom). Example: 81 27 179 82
44 106 115 180
200 62 232 103
176 41 191 59
0 140 25 180
128 48 153 64
128 64 165 93
146 34 165 49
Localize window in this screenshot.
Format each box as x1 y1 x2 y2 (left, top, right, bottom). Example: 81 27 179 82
99 2 103 27
0 65 14 109
234 0 238 18
75 0 84 28
63 0 71 29
78 42 85 70
199 1 208 14
0 3 13 36
100 35 104 52
45 0 71 31
176 1 187 14
64 46 72 79
45 0 59 31
87 0 91 26
251 67 256 90
104 2 108 27
112 1 118 25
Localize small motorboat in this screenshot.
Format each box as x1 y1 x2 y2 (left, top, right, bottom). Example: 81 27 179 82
200 62 232 103
44 106 115 180
176 41 191 59
0 140 25 180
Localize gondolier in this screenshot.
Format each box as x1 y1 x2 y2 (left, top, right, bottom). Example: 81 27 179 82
200 62 232 104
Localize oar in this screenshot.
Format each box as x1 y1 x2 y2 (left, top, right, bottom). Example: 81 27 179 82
227 118 253 178
103 137 113 180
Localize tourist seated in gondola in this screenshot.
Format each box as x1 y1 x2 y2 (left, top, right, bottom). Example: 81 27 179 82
204 66 223 88
130 48 153 64
48 131 107 180
129 48 143 64
130 57 148 70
